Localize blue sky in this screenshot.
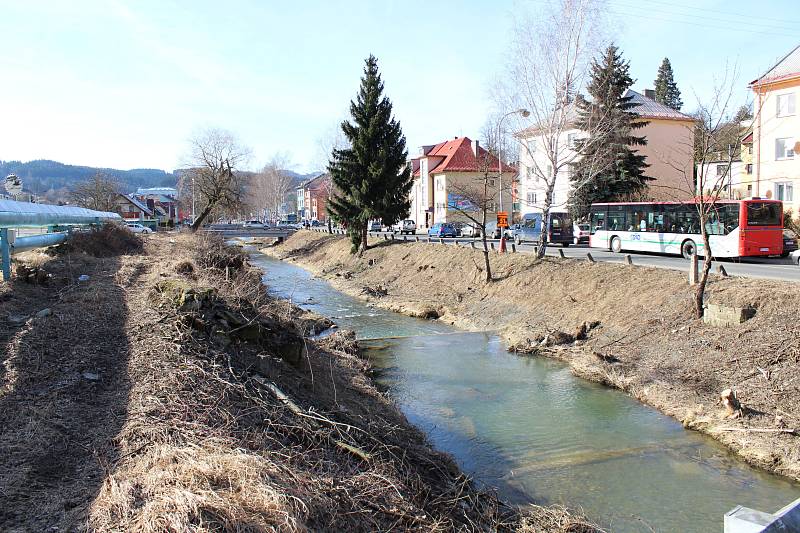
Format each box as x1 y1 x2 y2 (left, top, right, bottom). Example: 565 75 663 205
0 0 798 173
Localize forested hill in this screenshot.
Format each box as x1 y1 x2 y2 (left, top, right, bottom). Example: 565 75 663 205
0 159 177 196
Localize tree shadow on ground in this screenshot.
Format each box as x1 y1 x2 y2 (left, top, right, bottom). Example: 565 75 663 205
0 253 144 531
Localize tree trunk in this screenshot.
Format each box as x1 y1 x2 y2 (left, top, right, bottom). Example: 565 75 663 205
536 204 551 259
481 208 492 282
694 230 713 318
358 225 368 257
190 203 215 233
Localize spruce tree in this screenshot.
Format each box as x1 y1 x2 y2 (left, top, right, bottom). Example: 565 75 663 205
654 57 683 111
569 45 651 218
327 55 413 254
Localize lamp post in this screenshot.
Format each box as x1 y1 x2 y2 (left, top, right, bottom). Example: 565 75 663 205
191 175 196 224
497 108 530 215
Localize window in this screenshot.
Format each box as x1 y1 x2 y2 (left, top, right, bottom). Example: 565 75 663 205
436 177 443 191
527 139 537 154
777 93 796 117
745 164 753 175
526 191 537 204
488 178 495 187
775 182 794 202
546 164 553 177
567 133 577 149
746 202 781 226
776 138 795 160
716 164 728 177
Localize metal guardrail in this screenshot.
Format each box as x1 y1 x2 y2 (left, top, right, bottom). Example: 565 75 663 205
1 199 122 281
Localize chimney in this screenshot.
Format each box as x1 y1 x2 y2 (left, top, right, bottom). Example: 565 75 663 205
471 139 479 156
644 88 655 99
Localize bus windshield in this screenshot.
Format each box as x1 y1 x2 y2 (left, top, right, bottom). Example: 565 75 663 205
746 202 781 226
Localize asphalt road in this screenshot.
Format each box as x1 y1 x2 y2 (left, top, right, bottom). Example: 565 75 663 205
359 230 800 283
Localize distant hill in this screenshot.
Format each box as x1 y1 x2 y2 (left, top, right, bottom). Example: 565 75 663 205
284 170 324 186
0 159 177 197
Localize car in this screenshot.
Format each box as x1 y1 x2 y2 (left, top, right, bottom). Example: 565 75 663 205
504 223 523 239
243 220 266 228
367 220 382 232
427 222 457 238
511 212 574 246
483 221 503 239
573 222 590 245
791 249 800 266
125 223 152 234
780 231 798 258
458 223 482 238
392 219 416 234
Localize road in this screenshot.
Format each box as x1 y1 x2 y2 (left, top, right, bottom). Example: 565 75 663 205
353 229 800 283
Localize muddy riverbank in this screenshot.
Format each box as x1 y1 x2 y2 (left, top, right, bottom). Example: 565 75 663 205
263 230 800 482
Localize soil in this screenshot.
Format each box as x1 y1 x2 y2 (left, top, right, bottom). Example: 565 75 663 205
1 231 598 532
263 230 800 482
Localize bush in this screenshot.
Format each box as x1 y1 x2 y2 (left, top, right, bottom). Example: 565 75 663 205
65 223 145 257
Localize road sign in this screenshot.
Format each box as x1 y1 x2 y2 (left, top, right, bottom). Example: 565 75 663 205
497 211 509 228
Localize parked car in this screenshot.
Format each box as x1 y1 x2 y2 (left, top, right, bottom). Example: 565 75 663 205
573 222 590 245
504 223 523 239
483 221 503 239
458 223 482 238
510 212 574 246
791 249 800 266
126 222 152 234
392 219 416 234
368 220 382 232
243 220 266 228
427 222 457 238
780 231 798 258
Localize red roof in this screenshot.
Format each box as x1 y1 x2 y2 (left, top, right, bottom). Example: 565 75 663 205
412 137 514 176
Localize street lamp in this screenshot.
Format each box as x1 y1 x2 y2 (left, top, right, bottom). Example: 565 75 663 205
497 108 530 215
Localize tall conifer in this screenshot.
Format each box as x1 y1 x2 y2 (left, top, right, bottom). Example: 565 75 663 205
328 55 412 254
569 45 650 218
654 57 683 111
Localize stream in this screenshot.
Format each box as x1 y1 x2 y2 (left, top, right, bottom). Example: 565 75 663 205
251 252 800 532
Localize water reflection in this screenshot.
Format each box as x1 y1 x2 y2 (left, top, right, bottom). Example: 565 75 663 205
252 253 800 533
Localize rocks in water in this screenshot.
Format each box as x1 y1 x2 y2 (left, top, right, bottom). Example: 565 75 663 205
82 372 100 381
360 285 388 298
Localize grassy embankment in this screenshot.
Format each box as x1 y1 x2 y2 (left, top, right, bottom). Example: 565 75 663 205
0 227 597 532
264 229 800 482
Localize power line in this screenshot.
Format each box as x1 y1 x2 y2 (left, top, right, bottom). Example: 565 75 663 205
616 0 800 27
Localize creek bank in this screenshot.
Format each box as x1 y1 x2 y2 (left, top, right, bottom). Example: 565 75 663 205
1 231 598 531
263 230 800 482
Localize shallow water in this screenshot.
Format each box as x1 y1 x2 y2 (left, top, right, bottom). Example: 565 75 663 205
252 253 800 532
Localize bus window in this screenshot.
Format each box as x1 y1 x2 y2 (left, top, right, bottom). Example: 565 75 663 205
746 202 781 227
590 208 606 234
608 206 625 231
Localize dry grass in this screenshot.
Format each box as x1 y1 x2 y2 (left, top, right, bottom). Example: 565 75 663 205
266 230 800 482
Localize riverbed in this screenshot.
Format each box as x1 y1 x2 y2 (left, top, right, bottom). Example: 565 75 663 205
252 252 800 532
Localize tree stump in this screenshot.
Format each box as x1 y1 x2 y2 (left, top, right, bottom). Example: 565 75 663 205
720 388 743 418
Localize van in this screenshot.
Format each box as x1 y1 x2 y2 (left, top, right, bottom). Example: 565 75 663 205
511 212 574 246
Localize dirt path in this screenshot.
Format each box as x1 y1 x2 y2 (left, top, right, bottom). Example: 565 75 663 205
264 230 800 482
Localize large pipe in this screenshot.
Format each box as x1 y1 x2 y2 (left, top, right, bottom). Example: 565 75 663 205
0 199 121 228
10 232 68 255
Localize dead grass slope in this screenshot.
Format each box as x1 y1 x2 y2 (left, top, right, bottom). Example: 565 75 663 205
265 230 800 481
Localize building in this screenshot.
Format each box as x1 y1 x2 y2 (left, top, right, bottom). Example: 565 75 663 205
409 137 515 229
135 187 181 225
750 44 800 213
296 174 332 222
517 89 695 217
113 194 156 228
695 127 754 199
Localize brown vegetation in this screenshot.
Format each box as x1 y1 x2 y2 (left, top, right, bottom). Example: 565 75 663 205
1 231 599 532
266 230 800 481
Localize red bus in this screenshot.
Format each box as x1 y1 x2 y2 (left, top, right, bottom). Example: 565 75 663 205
588 199 784 259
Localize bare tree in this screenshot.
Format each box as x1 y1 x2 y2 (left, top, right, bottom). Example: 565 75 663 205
185 128 251 232
249 154 294 222
501 0 609 258
69 172 120 212
446 152 500 282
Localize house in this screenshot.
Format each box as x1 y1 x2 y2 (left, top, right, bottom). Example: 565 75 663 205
135 187 181 225
750 44 800 213
114 194 156 228
695 126 754 199
297 174 332 222
517 89 696 217
409 137 515 229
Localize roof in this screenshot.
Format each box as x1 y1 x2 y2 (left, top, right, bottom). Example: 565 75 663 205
119 194 153 216
300 173 330 190
742 132 753 144
412 137 514 176
624 89 693 121
136 187 178 197
750 44 800 87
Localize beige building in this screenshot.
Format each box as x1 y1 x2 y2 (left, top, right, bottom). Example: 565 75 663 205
409 137 515 229
517 89 696 216
751 44 800 214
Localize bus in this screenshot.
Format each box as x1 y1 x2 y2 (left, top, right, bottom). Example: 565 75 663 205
588 199 784 259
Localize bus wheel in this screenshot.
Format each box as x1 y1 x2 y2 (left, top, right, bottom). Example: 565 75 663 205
515 236 522 246
610 236 622 253
681 239 697 259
